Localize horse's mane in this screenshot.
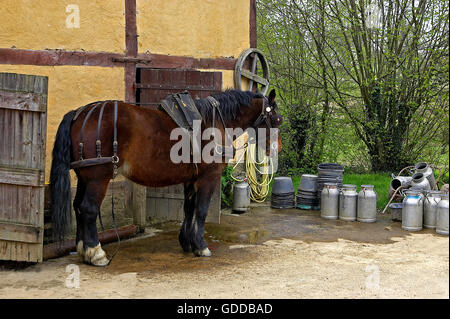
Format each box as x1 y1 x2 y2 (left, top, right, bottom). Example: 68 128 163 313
195 89 263 122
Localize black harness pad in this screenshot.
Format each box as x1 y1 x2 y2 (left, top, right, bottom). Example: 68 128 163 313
159 91 202 131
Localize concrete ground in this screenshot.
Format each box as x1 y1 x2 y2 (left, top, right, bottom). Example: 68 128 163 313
0 204 448 298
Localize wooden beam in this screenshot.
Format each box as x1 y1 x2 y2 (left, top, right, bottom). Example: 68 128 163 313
0 222 41 244
125 0 138 103
132 183 147 232
250 0 257 48
137 53 236 70
0 165 44 187
125 0 138 58
0 48 122 67
0 90 45 112
0 48 237 71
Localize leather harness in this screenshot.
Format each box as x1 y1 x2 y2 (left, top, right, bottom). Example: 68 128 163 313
69 94 275 170
70 101 119 170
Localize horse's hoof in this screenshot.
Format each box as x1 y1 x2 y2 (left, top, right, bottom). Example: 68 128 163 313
84 243 110 267
194 247 211 257
76 241 85 260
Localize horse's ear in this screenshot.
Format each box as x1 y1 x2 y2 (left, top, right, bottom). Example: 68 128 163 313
268 89 276 104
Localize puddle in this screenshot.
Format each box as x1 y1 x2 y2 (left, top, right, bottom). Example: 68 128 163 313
99 204 430 275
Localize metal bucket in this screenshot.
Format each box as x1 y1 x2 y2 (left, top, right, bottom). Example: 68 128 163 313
423 190 441 229
296 174 319 210
271 177 295 209
317 163 344 199
415 162 437 190
357 185 377 223
410 172 431 191
272 176 294 195
389 203 403 222
436 194 449 236
402 190 423 231
339 184 357 221
320 183 339 220
232 181 250 212
298 174 318 192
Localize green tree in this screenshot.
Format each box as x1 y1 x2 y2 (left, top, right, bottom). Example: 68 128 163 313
258 0 449 172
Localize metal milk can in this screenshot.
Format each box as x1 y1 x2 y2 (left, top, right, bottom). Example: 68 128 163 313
410 172 431 190
321 183 339 220
339 184 357 221
232 181 250 212
436 194 449 236
357 185 377 223
402 190 423 231
423 190 441 229
388 176 412 197
415 162 437 190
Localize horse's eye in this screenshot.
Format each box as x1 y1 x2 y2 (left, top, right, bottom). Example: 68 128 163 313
266 107 271 113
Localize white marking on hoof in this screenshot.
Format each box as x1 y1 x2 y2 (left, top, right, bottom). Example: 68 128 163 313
194 247 211 257
76 241 84 260
84 243 109 266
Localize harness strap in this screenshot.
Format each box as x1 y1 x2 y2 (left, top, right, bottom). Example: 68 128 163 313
207 96 240 156
73 104 90 121
79 102 100 160
113 101 119 164
96 101 108 158
95 102 108 232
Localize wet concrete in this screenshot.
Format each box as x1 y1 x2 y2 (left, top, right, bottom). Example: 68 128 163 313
100 203 435 276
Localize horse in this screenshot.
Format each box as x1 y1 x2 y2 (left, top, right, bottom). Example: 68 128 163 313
50 89 282 266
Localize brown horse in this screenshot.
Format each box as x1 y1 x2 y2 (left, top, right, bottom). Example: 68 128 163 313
50 89 282 266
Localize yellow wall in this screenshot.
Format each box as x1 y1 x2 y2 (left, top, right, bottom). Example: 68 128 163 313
137 0 250 58
0 0 251 180
0 0 125 53
0 65 125 181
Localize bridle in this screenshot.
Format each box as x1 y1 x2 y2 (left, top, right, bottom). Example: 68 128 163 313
250 96 279 130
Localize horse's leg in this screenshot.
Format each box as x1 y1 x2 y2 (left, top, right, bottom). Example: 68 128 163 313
78 178 110 266
179 182 196 252
190 175 220 257
73 177 86 259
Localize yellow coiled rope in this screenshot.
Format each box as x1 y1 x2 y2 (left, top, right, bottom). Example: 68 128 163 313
230 142 274 202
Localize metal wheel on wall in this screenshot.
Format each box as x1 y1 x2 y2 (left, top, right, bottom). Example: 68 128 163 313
234 48 270 95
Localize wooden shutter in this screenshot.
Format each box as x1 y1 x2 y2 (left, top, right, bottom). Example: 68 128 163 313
0 73 48 262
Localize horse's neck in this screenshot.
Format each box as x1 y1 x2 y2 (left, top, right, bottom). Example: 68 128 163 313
228 103 261 131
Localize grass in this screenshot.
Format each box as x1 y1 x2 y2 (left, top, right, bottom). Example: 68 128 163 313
269 172 392 210
342 173 392 209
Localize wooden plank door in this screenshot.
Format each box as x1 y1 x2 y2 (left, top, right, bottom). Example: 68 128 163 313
0 73 48 262
137 68 222 223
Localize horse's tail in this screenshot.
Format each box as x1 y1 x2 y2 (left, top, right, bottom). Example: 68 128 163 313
50 110 76 242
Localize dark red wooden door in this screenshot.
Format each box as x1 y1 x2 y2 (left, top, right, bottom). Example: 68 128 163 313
136 68 222 107
135 68 222 224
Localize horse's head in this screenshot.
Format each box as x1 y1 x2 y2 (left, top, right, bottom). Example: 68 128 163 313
250 89 283 157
